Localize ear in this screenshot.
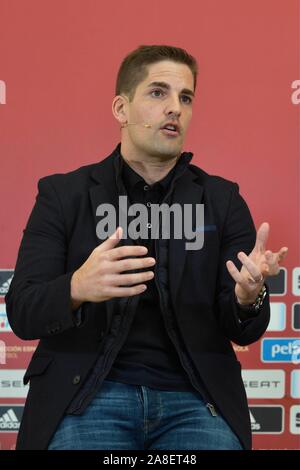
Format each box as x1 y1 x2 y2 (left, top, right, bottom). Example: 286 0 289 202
112 95 128 127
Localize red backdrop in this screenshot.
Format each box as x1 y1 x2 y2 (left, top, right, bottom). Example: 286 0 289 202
0 0 299 450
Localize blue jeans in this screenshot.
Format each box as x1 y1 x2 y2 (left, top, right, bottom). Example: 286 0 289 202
48 379 243 450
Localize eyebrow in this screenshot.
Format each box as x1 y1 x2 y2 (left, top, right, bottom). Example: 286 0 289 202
146 81 195 97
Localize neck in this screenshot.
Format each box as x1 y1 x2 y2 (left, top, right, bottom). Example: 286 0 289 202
120 144 181 185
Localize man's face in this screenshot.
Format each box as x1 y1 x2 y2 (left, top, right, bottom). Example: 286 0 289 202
115 60 195 160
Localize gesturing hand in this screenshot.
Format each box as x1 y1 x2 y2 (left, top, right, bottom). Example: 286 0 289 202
70 226 156 309
226 222 288 305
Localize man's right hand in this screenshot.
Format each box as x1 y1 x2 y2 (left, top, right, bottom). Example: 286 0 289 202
70 226 155 310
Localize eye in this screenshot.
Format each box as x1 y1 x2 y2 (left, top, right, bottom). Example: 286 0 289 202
181 95 192 104
150 89 193 104
150 89 165 97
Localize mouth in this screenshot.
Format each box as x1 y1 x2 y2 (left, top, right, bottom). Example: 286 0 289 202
160 123 180 137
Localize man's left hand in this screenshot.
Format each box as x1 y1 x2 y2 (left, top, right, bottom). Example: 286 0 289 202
226 222 288 305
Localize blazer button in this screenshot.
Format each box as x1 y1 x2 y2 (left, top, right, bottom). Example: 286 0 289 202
73 375 81 385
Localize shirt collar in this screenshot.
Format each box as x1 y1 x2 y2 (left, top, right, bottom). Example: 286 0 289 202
113 142 193 194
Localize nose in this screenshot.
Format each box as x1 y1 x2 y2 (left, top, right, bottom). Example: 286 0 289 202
165 94 182 118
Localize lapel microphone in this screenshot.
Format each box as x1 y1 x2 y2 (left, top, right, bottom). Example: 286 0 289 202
120 122 152 128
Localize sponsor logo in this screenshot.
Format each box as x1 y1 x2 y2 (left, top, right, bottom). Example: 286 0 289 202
242 370 285 398
0 370 28 398
267 303 286 331
233 345 249 353
0 406 23 432
292 268 300 296
0 270 14 296
290 405 300 434
261 338 300 363
266 268 286 296
0 304 11 333
291 370 300 399
292 303 300 331
4 344 36 362
249 406 284 434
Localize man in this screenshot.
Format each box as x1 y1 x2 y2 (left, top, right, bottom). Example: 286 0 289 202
5 45 288 450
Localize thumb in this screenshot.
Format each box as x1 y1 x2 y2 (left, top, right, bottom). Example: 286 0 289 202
98 226 123 252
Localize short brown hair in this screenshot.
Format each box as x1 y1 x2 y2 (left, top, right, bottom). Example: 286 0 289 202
115 45 198 102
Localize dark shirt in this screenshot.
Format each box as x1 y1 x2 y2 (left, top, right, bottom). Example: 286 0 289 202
105 148 195 391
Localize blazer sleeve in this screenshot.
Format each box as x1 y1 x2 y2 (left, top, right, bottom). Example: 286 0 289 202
214 182 270 346
5 176 80 340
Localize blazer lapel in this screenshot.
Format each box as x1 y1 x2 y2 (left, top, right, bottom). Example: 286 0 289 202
168 170 204 309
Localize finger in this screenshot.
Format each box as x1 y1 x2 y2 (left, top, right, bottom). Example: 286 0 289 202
114 256 156 274
97 226 123 252
264 248 288 276
110 271 154 286
263 251 280 276
260 262 270 276
265 250 275 264
237 252 263 282
254 222 269 253
277 247 288 262
108 284 148 297
226 260 244 284
106 244 148 261
266 247 288 261
265 248 288 272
